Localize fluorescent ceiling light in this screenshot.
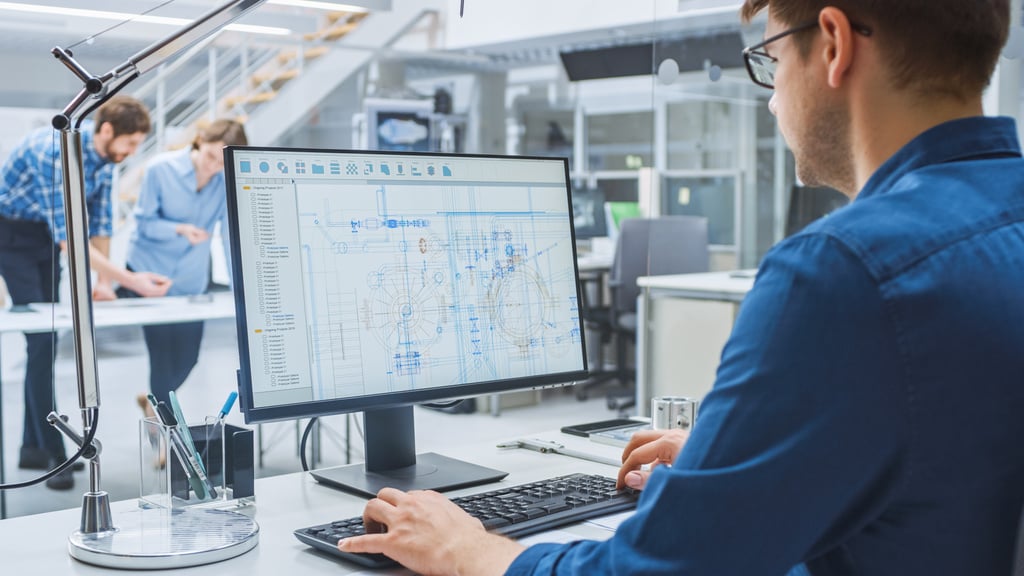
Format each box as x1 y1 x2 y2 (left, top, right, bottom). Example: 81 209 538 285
0 2 291 35
267 0 369 12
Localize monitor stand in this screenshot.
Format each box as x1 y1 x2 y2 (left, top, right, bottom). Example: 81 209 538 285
309 405 508 499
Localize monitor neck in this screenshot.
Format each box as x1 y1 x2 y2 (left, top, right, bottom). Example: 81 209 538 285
364 405 417 472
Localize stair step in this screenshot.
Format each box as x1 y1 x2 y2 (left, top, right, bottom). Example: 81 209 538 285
276 45 330 65
303 21 357 42
223 91 277 108
251 68 300 90
325 10 360 25
303 13 367 43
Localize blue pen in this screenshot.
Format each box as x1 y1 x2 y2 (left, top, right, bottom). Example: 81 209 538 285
217 391 238 422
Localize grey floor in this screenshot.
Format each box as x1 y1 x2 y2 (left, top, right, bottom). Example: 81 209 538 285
1 318 622 519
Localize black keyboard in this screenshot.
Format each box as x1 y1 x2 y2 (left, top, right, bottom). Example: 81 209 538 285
295 473 639 568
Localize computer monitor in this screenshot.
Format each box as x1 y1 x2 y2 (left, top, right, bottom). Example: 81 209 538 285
364 99 434 152
224 147 588 498
571 184 607 239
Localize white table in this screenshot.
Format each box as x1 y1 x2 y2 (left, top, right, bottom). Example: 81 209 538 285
635 270 756 416
0 431 628 574
0 293 236 518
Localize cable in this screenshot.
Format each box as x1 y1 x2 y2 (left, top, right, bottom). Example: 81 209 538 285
0 408 99 490
421 399 467 409
67 0 178 51
299 416 319 472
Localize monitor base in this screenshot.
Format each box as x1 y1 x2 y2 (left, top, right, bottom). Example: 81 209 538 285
310 452 507 499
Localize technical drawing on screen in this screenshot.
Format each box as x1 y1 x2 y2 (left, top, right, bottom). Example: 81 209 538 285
224 147 589 496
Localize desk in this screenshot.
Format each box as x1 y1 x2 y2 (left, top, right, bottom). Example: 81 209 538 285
0 432 627 574
576 252 614 274
0 293 236 518
635 270 755 416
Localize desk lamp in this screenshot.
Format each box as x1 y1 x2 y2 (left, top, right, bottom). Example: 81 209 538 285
49 0 266 569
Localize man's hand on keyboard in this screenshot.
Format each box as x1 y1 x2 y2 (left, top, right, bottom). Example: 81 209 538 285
338 487 525 576
617 428 689 491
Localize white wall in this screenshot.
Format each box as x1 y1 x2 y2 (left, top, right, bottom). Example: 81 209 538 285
444 0 681 48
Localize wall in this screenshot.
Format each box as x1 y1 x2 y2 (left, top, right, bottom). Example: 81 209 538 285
444 0 682 48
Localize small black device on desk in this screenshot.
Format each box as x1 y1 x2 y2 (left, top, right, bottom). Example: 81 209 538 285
295 473 639 568
560 418 644 437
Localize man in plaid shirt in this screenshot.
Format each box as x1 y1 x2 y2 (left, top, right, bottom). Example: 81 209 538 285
0 95 171 490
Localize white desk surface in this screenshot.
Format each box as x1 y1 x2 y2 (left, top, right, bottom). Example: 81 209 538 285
637 270 757 302
0 292 236 334
0 431 628 575
576 253 614 273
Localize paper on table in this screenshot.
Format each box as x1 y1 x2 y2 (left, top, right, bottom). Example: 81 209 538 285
518 529 585 546
584 510 635 532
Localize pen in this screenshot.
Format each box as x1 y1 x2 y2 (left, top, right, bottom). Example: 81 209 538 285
497 438 622 468
146 396 195 483
150 396 215 499
217 391 238 422
169 391 207 476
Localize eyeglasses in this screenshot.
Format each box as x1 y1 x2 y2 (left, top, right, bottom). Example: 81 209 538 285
742 19 874 90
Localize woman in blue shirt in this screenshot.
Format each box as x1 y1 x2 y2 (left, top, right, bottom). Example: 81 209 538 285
120 119 247 407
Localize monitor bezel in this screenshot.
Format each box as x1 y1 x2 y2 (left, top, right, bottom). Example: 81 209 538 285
224 146 590 424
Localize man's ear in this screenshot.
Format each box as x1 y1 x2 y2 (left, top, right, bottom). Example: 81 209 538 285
818 7 856 89
95 121 114 141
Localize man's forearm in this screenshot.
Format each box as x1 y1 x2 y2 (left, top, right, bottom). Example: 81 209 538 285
88 236 117 285
59 240 130 286
89 236 110 257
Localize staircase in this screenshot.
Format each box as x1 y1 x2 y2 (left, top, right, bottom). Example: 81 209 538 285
121 0 440 194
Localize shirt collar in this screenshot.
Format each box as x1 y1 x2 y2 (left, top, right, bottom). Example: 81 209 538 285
170 147 197 178
857 116 1021 201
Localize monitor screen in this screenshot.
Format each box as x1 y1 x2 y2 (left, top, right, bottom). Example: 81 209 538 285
224 147 588 496
571 185 607 239
370 110 432 152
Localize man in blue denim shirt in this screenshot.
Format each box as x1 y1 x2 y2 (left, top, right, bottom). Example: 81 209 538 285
340 1 1024 574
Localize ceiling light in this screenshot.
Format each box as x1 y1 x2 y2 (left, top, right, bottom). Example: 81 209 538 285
267 0 369 12
0 2 291 36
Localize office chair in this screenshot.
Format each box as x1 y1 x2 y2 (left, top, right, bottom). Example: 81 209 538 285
1014 503 1024 576
577 216 710 410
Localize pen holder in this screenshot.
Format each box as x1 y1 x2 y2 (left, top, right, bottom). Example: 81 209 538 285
139 417 255 510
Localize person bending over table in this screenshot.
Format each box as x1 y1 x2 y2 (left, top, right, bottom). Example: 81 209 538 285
118 119 248 409
337 0 1024 574
0 96 169 491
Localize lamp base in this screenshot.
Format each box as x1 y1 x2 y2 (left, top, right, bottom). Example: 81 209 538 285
68 507 258 569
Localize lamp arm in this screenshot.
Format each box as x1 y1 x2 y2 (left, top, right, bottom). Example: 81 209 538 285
47 0 267 536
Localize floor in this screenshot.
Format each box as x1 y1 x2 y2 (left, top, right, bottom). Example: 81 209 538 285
1 318 624 519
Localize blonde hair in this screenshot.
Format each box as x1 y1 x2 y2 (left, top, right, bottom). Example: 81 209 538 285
192 118 248 150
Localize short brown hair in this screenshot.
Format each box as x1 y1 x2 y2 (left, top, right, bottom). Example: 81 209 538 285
94 95 151 137
740 0 1010 98
192 118 248 150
